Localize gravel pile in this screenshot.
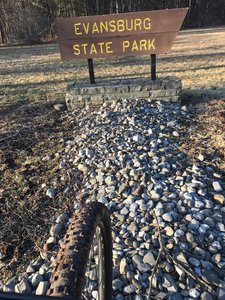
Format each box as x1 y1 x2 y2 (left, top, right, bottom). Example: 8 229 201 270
3 99 225 299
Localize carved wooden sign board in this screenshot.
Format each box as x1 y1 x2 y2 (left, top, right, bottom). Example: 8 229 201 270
56 8 188 60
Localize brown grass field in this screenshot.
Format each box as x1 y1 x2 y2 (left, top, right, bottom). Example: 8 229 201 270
0 26 225 282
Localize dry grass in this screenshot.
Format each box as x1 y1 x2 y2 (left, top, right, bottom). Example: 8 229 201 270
0 101 76 282
179 98 225 169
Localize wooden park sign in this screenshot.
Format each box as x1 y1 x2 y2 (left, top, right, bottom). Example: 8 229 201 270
56 8 188 82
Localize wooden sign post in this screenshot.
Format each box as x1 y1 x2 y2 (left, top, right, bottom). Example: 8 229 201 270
56 8 188 83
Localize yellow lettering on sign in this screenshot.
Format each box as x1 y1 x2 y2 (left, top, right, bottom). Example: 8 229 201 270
98 42 104 54
143 18 151 30
139 39 147 51
73 44 80 55
134 19 142 31
83 22 90 34
109 20 116 32
122 39 156 53
105 42 113 53
74 23 82 35
92 22 99 34
117 20 125 32
99 21 109 33
123 40 130 52
90 43 97 54
125 19 134 31
131 40 139 51
148 39 155 49
81 43 88 55
72 39 155 57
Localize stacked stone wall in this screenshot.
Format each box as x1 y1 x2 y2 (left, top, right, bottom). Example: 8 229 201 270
66 77 182 110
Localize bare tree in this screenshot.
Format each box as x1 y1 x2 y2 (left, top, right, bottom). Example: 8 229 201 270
1 0 225 45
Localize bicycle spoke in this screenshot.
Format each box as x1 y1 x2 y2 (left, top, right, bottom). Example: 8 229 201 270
83 225 105 300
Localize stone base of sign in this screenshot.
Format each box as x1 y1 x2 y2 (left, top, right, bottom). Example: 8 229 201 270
65 76 182 110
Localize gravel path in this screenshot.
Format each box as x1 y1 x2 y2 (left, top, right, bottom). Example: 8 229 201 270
3 99 225 299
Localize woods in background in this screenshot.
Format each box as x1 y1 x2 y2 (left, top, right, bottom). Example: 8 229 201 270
0 0 225 45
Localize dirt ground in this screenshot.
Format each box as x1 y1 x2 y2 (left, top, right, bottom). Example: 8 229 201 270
0 27 225 282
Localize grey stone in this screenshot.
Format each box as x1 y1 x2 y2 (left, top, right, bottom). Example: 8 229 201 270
15 279 32 294
212 253 222 263
123 284 136 294
217 222 225 232
188 219 200 230
201 291 213 300
188 257 200 267
56 213 68 223
3 284 15 293
3 277 17 293
155 208 164 216
120 207 129 215
105 175 115 186
132 278 142 289
77 163 88 172
186 232 195 243
46 188 56 198
151 191 161 200
213 181 223 192
133 134 145 143
195 200 204 208
174 252 188 265
127 222 137 232
162 213 173 222
29 273 43 287
130 203 138 212
200 260 213 270
168 292 183 300
216 288 225 300
35 281 49 295
112 278 123 290
204 200 213 209
50 223 63 237
134 295 143 300
39 266 48 276
85 148 95 158
119 258 127 274
26 265 36 274
172 131 179 137
157 292 168 299
132 255 142 266
202 270 221 286
137 263 151 273
189 288 200 298
114 295 124 300
164 226 174 237
162 274 176 289
143 252 156 266
98 196 109 205
183 192 193 200
88 269 97 281
54 103 66 111
174 229 185 238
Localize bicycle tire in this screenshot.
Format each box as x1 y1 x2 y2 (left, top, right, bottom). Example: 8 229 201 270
47 202 112 300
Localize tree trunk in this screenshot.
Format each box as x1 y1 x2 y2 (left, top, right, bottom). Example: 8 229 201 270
0 0 9 43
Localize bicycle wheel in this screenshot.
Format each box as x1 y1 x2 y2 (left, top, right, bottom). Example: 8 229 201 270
47 202 112 300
